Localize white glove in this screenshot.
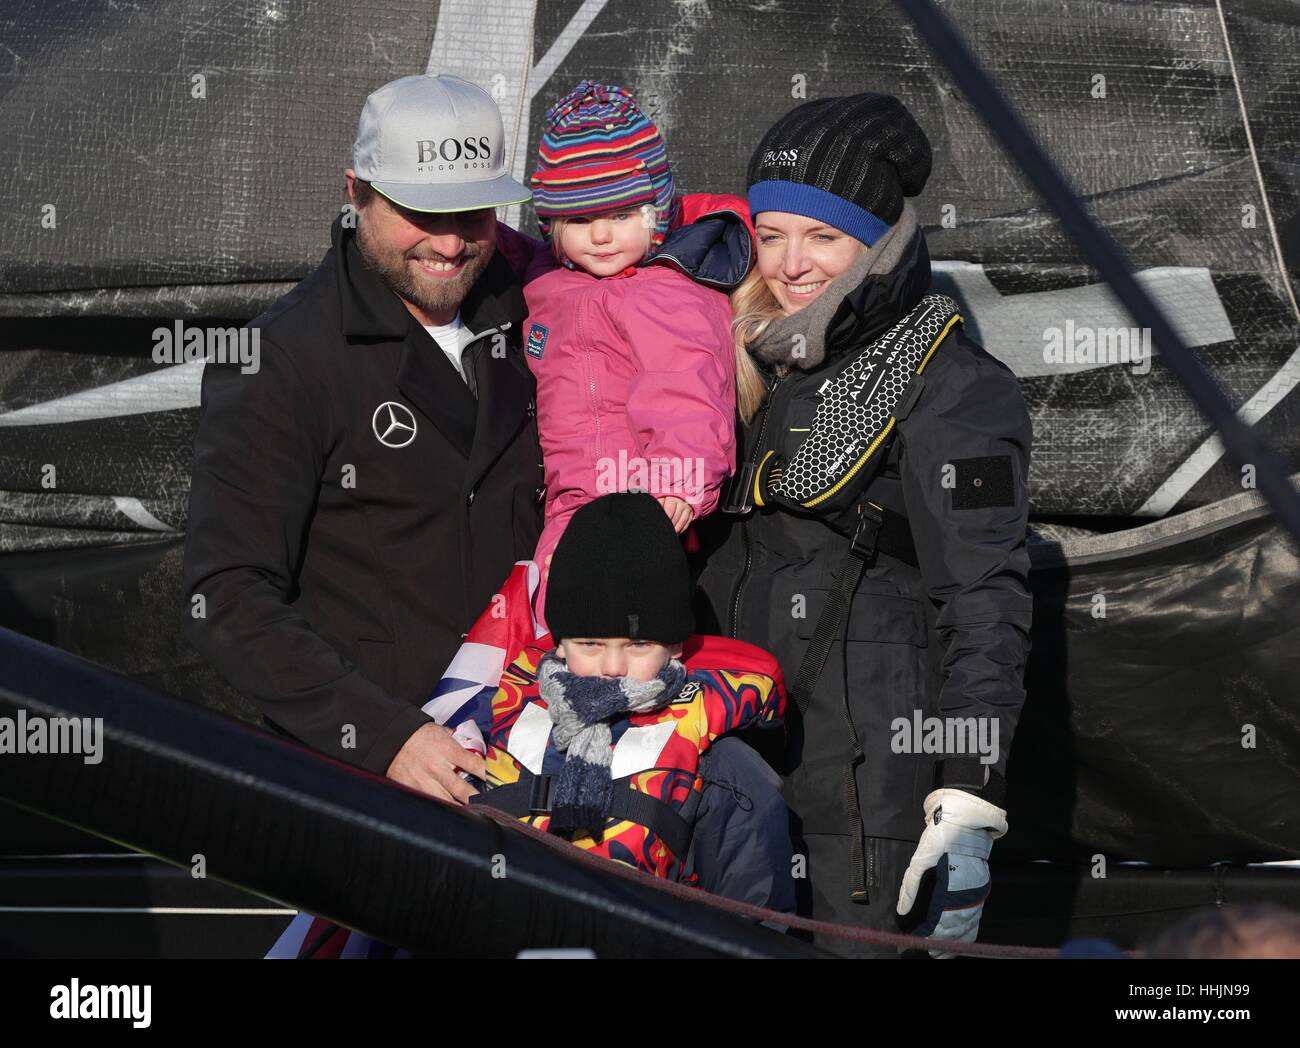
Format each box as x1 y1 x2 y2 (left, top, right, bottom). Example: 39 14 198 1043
895 788 1008 958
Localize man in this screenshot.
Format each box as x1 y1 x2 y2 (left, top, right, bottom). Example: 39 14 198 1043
183 74 543 802
187 76 792 922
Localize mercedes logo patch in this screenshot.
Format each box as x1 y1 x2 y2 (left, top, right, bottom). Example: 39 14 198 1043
372 401 417 448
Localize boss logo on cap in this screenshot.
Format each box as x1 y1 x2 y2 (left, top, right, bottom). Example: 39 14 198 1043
415 135 493 171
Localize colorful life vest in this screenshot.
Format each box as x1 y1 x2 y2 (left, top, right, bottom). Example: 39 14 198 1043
477 634 783 880
424 562 787 882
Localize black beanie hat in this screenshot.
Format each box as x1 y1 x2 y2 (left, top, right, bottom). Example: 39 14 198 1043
747 92 932 246
545 493 695 644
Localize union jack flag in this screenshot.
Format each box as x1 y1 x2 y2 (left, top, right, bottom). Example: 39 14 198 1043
267 561 546 960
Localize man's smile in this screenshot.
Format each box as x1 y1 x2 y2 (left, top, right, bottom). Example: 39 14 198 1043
411 254 467 278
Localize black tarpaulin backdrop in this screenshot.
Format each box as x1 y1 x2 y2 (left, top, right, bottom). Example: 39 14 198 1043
1005 490 1300 865
5 0 1300 519
0 0 1298 866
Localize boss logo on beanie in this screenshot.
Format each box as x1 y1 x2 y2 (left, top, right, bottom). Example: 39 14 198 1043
761 148 800 166
747 92 932 247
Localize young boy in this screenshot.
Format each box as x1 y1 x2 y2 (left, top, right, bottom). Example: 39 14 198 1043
267 493 793 956
450 492 794 910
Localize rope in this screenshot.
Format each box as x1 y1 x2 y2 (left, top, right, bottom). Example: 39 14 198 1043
1214 0 1300 327
468 803 1063 959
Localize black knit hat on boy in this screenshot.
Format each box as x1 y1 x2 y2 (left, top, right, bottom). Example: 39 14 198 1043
545 493 695 644
747 92 932 246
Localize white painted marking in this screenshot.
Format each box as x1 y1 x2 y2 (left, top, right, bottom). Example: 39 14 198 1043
1137 1 1300 516
526 0 609 96
426 0 539 229
0 361 204 426
112 495 175 532
1136 339 1300 516
0 906 296 914
930 262 1234 377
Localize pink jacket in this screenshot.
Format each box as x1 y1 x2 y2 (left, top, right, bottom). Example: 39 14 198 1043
523 197 748 619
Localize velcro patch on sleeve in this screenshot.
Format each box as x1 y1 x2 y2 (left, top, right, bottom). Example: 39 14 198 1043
950 455 1016 510
525 323 548 359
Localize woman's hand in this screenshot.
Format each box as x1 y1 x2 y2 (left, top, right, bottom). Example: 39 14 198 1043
657 496 695 534
896 789 1007 958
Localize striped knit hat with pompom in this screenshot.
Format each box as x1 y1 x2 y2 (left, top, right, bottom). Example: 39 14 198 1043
531 80 676 252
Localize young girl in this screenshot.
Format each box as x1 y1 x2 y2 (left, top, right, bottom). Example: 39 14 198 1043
522 80 751 629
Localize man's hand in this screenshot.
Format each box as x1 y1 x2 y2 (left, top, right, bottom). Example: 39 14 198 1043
386 723 485 804
658 496 695 534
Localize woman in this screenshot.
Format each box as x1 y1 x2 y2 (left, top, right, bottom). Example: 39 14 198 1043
694 93 1033 958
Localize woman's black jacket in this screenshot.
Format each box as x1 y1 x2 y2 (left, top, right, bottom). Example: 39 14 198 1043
693 229 1033 842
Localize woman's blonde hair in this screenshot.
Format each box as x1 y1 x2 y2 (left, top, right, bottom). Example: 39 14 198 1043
730 265 784 424
730 235 875 422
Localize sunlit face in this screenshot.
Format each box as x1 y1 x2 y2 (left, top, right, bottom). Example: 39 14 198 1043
754 211 867 314
557 205 655 276
346 168 496 326
556 637 683 681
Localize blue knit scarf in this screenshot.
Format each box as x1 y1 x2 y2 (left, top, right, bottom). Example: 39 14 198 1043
537 650 687 837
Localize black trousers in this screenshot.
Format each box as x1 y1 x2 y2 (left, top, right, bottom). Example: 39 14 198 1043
792 832 923 958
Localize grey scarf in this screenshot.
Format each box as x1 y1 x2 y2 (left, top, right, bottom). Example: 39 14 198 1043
537 650 687 836
748 202 920 372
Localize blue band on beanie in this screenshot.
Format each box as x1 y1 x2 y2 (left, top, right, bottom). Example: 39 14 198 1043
748 180 892 246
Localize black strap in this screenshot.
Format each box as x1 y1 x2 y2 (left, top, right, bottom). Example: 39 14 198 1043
839 595 871 904
789 498 916 904
791 538 869 719
472 769 694 861
789 500 917 717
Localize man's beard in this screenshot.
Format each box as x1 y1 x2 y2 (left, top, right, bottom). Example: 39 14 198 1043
356 221 493 317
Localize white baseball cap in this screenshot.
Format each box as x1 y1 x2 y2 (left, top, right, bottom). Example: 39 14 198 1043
352 74 531 212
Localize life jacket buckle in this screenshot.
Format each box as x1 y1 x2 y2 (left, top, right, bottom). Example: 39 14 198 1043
850 501 884 561
720 461 758 515
528 774 553 815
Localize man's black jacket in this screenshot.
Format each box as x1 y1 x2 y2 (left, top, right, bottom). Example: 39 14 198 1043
182 215 544 774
